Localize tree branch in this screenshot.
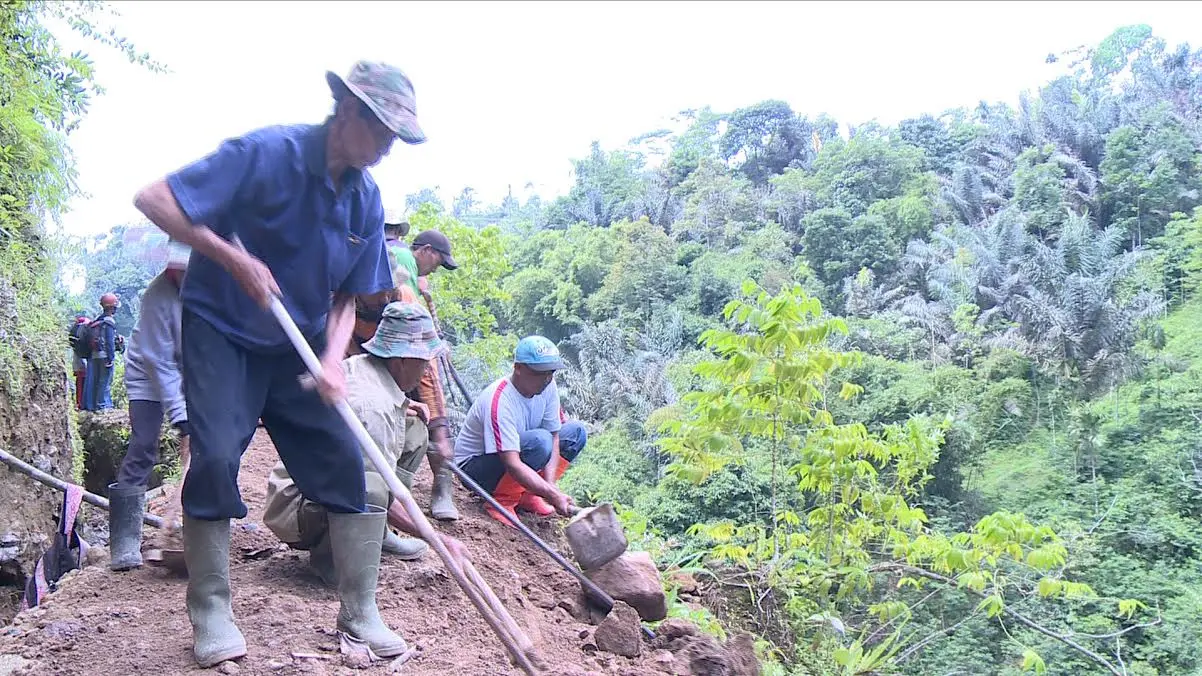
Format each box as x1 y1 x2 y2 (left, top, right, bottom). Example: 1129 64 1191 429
872 563 1124 676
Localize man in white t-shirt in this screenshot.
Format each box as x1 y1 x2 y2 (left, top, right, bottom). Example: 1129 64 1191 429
454 336 587 526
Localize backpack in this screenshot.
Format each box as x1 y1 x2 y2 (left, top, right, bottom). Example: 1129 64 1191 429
69 320 94 359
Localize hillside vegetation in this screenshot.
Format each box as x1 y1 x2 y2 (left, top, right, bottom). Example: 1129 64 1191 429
53 19 1202 676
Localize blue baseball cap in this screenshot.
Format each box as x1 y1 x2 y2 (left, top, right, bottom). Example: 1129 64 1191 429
514 336 565 372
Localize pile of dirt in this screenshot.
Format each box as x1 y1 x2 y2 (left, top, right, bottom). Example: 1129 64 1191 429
0 430 759 675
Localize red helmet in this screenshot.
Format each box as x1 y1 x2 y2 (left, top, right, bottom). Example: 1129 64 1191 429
100 293 119 308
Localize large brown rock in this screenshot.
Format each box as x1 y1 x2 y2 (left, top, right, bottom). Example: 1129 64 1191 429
584 551 667 622
593 601 642 658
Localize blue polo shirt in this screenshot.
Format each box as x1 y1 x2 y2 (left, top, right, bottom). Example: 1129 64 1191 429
166 122 394 352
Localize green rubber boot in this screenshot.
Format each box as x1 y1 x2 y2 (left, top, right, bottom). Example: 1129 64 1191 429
183 517 247 668
430 468 460 521
329 506 407 657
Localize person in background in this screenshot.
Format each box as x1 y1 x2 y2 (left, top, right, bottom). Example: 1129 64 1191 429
71 316 89 411
351 214 462 523
453 336 587 527
107 241 192 572
83 292 119 411
264 302 469 579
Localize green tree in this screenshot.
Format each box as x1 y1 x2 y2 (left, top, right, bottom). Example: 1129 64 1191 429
0 0 161 392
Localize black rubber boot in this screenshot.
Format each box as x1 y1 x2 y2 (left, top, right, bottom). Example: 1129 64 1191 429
108 482 145 571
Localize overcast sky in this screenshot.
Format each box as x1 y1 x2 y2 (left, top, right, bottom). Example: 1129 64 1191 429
52 0 1202 240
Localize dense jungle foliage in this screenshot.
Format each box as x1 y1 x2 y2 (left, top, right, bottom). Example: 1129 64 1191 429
61 20 1202 676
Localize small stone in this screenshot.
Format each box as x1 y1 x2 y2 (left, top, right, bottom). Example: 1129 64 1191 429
267 660 287 670
216 661 241 675
593 601 643 658
341 650 372 669
652 649 677 673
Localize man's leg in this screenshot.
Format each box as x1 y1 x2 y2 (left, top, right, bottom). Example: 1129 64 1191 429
82 360 96 411
557 421 588 464
74 368 86 410
261 336 405 657
92 362 113 411
516 429 560 516
179 309 267 668
117 400 165 488
107 399 164 572
382 416 429 560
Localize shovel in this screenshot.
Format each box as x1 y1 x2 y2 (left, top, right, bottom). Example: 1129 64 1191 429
144 438 191 574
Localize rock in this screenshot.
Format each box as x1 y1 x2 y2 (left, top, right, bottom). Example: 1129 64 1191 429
584 551 667 621
652 649 676 673
83 545 109 568
653 618 699 644
0 654 30 676
668 571 698 595
563 592 608 625
266 661 287 671
593 601 642 658
41 620 84 641
216 661 241 674
341 650 371 669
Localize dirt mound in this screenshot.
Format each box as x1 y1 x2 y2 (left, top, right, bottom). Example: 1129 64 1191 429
78 409 183 495
0 430 749 675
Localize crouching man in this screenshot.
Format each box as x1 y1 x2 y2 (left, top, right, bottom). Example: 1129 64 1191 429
264 302 468 583
454 336 587 526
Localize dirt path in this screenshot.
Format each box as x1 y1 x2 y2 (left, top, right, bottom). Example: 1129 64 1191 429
0 430 670 675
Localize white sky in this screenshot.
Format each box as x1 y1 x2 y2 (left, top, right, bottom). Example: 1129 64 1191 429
53 0 1202 239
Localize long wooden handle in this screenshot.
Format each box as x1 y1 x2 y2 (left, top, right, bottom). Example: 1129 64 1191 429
0 447 164 528
464 559 534 653
265 297 539 675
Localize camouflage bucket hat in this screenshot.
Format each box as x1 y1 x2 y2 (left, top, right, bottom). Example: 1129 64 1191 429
326 61 427 145
362 301 445 361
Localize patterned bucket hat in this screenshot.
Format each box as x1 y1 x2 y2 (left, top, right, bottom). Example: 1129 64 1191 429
362 302 445 361
326 61 427 145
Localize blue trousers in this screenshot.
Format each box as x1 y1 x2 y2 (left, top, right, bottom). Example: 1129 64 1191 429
180 308 366 521
461 421 587 493
83 359 113 411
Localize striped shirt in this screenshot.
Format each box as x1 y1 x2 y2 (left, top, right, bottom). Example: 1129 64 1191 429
453 376 562 465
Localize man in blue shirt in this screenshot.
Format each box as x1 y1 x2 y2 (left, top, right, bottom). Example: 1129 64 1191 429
133 61 426 668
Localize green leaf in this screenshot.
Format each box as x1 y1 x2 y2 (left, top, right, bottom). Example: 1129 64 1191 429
1021 649 1047 674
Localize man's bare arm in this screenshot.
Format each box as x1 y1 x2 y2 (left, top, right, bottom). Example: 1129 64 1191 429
499 450 573 516
542 431 561 482
134 180 240 270
325 293 357 363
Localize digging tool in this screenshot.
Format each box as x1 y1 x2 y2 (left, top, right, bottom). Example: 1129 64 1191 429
0 447 164 529
144 439 191 573
464 558 533 654
564 503 628 570
261 293 539 675
442 460 616 613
